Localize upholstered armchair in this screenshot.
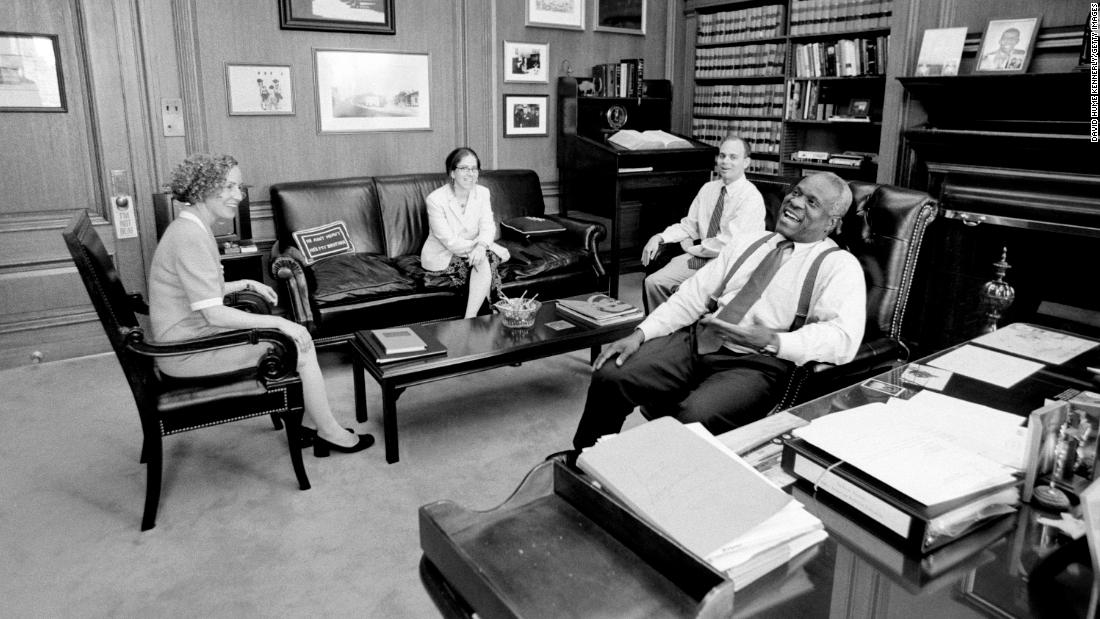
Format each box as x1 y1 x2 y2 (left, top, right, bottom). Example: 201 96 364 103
62 211 311 531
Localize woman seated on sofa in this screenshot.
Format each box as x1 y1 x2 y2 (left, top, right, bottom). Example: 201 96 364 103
149 153 373 457
421 147 511 318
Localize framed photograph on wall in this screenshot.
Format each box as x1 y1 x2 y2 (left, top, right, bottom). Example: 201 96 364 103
526 0 584 31
503 41 548 83
914 26 967 76
313 48 430 133
0 31 66 112
595 0 646 35
225 64 294 115
975 17 1041 74
503 94 548 137
279 0 395 35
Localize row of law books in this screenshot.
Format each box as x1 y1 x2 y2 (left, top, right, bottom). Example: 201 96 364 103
692 83 786 119
591 58 644 98
690 117 782 155
693 44 787 79
792 36 889 78
555 293 642 328
695 4 786 46
789 0 893 36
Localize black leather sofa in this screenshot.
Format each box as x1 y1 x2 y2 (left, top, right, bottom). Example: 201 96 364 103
269 169 608 342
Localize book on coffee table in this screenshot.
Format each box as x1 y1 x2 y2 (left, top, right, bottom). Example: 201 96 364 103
358 327 447 365
556 293 642 328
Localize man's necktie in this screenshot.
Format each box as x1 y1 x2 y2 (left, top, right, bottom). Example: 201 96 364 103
687 186 726 269
696 240 795 354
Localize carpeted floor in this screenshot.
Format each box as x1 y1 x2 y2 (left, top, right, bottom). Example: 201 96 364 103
0 274 645 617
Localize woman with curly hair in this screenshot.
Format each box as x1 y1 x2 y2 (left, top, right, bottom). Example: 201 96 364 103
148 154 373 456
420 147 511 318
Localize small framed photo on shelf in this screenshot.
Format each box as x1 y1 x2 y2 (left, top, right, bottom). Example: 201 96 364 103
595 0 646 35
975 17 1042 74
915 26 967 76
225 64 294 116
847 99 870 118
503 41 548 83
0 31 66 112
526 0 584 31
503 94 548 137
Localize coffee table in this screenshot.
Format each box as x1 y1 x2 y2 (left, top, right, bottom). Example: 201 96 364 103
350 300 641 463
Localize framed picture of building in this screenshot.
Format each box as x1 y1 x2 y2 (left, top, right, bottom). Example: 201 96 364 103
526 0 584 31
0 31 66 112
595 0 646 35
225 64 294 115
279 0 395 35
503 94 548 137
314 48 430 133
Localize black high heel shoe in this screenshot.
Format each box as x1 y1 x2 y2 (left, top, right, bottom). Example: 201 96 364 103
313 432 375 457
296 427 354 449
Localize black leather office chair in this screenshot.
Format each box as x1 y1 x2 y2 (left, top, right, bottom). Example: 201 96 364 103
772 181 939 409
62 210 311 530
642 180 938 410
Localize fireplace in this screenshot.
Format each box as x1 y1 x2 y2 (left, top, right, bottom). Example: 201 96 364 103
898 72 1099 352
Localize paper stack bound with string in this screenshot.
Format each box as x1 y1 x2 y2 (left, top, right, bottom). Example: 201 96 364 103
577 417 826 591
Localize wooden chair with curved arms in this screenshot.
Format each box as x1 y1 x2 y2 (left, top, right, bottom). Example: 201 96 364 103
62 210 311 531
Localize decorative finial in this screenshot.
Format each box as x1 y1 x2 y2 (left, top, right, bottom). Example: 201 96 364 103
978 246 1015 334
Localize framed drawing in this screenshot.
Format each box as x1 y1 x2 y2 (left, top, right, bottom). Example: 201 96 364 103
503 94 548 137
225 64 294 115
595 0 646 35
279 0 395 35
526 0 584 31
975 17 1041 74
314 48 430 133
914 26 967 76
0 31 65 112
503 41 548 83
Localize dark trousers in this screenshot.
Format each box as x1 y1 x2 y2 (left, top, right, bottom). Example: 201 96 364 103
573 330 794 450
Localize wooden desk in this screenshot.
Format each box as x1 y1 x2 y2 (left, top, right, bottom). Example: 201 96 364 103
419 324 1100 617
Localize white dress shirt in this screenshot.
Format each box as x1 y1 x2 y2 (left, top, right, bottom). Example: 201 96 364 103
658 176 766 254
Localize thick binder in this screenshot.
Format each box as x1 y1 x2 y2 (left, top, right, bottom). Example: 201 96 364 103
782 437 1018 554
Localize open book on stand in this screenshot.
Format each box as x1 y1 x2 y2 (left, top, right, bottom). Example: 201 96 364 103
607 129 693 150
577 417 827 591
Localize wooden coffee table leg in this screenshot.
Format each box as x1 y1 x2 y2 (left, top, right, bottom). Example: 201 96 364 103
353 354 368 423
383 385 404 464
590 345 600 365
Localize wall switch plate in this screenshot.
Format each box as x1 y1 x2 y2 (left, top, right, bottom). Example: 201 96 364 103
162 98 184 137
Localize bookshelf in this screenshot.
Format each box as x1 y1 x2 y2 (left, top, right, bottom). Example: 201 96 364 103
686 0 895 181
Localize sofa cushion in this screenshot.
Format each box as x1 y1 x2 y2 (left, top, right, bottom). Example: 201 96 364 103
498 238 588 280
292 220 354 264
309 252 416 304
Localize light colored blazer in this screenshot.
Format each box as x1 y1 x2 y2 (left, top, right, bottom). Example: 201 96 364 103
420 183 506 271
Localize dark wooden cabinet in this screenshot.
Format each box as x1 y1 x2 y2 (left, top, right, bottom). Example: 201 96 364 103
557 77 717 296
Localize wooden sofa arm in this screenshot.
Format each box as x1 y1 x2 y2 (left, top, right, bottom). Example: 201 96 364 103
270 244 316 333
544 214 607 278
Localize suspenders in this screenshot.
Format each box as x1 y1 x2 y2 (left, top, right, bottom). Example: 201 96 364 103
703 234 843 332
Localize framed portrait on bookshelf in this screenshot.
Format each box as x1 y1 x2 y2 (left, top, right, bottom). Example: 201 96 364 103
503 41 548 83
848 99 870 118
914 27 967 76
526 0 584 31
313 48 430 133
595 0 646 35
503 94 548 137
0 31 66 112
279 0 395 35
975 17 1041 74
225 64 294 115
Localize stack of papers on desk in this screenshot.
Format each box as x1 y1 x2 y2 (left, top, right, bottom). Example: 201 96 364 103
577 417 826 591
784 395 1023 553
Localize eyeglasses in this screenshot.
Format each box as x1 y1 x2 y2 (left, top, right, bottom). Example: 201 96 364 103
454 165 479 173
